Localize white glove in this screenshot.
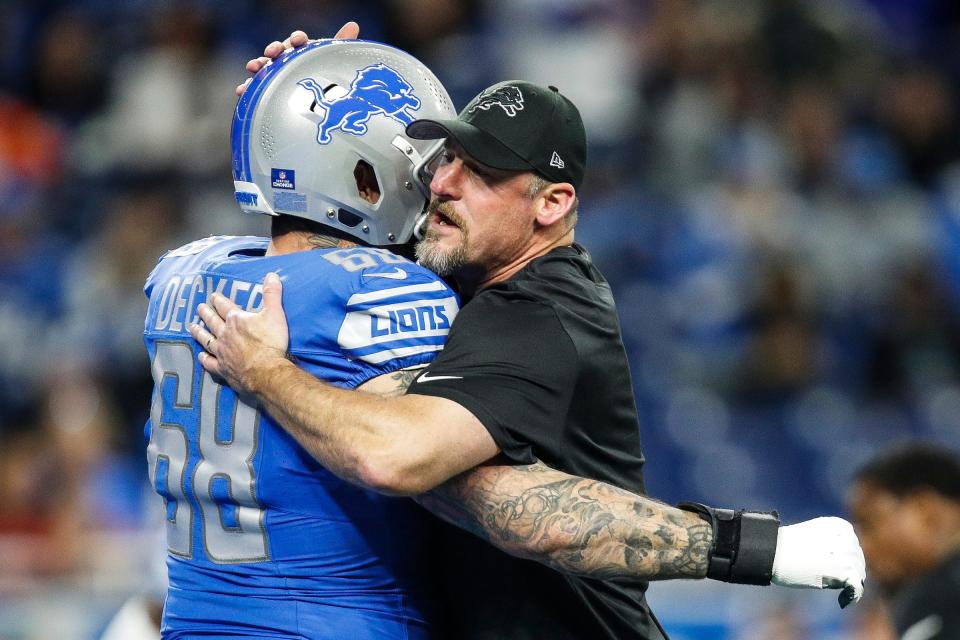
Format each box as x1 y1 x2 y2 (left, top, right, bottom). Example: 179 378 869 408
771 516 866 608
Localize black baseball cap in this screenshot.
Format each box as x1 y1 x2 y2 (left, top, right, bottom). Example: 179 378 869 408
406 81 587 190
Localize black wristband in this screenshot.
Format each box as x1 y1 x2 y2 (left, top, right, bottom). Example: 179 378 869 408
678 502 780 585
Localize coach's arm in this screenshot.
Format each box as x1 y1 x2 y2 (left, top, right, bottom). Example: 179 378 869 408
191 274 864 597
190 273 715 580
421 460 716 580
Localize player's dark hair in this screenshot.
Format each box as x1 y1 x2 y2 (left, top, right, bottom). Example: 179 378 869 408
854 443 960 501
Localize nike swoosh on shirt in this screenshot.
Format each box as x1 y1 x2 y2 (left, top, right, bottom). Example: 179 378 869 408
901 615 943 640
417 372 464 383
363 268 408 280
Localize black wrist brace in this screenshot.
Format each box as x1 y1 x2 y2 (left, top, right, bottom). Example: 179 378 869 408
678 502 780 585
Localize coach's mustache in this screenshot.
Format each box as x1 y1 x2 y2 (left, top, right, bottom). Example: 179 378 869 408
427 199 465 230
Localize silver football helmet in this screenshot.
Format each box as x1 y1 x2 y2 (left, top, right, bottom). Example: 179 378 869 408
231 39 455 245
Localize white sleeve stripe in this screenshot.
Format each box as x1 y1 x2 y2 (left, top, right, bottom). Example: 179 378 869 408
357 344 445 364
345 334 447 358
344 326 452 347
346 281 449 305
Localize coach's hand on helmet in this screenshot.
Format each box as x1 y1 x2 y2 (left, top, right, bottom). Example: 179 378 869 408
236 23 360 95
771 517 866 608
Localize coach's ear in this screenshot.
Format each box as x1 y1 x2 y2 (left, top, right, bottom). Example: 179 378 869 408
534 182 576 228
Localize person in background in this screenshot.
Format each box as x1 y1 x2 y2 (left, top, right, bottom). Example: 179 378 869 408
848 443 960 640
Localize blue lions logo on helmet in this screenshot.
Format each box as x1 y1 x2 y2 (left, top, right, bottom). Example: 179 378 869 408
298 64 422 145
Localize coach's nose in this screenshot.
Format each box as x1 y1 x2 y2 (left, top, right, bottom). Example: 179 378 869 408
429 156 464 200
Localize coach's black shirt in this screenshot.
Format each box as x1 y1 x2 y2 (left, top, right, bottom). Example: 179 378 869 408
408 244 668 640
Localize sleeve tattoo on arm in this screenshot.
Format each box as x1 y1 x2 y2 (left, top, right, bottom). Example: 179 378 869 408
416 461 712 581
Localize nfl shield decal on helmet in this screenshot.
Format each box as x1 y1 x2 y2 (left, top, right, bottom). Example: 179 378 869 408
271 168 295 189
298 64 422 145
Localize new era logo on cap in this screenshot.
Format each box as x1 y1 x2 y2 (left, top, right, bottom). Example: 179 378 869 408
550 151 565 169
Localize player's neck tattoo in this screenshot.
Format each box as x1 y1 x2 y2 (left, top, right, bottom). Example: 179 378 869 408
307 234 356 250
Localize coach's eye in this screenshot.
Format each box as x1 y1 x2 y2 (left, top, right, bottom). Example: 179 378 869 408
433 149 455 169
470 166 490 179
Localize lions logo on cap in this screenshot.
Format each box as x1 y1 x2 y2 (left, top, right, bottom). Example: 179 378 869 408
299 64 422 145
468 86 524 117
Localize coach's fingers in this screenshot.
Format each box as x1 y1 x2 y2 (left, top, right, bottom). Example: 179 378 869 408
209 292 241 321
263 40 285 59
333 22 359 40
246 56 271 73
198 351 223 377
236 77 253 96
262 272 284 315
189 322 215 352
284 30 310 48
196 302 227 337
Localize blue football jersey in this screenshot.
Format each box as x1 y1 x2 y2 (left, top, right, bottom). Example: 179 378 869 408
142 236 459 639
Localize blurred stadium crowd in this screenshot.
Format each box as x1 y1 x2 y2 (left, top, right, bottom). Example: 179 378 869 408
1 0 959 638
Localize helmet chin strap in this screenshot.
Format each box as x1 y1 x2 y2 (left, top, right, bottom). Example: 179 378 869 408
413 210 430 241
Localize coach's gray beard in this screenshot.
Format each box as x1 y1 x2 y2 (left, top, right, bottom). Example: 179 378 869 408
416 230 467 276
415 204 468 276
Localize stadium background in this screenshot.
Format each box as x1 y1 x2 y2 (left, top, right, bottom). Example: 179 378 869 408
0 0 958 638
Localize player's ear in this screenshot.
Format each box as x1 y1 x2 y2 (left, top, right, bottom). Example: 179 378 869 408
354 160 381 204
534 181 575 228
